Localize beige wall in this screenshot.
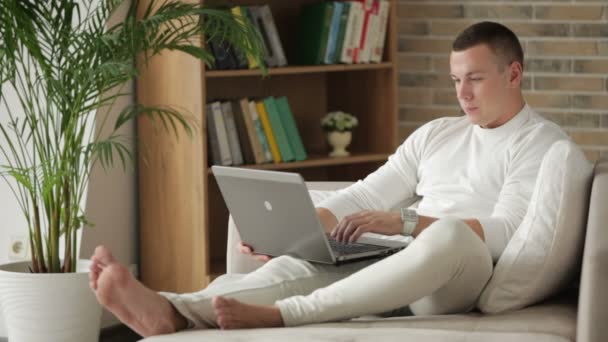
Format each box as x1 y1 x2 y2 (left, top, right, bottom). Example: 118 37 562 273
397 1 608 161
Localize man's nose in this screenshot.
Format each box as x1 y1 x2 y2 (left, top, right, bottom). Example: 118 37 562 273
457 82 473 101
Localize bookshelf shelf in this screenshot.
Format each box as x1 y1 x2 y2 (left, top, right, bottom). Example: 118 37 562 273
137 0 398 293
207 153 391 174
206 62 394 78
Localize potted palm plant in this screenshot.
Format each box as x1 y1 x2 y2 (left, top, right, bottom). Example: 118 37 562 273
0 1 264 341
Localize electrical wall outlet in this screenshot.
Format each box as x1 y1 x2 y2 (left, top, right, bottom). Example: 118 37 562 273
8 236 29 260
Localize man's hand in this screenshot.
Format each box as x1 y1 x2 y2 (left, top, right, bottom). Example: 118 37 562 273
330 210 402 243
237 242 272 263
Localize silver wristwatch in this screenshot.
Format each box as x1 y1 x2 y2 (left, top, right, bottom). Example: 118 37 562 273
400 208 418 236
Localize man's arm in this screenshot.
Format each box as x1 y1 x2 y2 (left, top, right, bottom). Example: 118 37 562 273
328 209 485 243
316 207 338 233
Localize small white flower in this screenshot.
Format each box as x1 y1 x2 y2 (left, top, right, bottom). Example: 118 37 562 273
321 111 358 132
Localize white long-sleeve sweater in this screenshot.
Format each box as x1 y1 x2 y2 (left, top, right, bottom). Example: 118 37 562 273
317 104 569 261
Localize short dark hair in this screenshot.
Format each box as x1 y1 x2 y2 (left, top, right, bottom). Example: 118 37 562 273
452 21 523 70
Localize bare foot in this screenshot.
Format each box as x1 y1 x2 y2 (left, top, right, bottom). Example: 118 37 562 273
212 296 284 329
90 245 188 337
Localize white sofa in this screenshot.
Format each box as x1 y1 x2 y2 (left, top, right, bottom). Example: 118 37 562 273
143 160 608 342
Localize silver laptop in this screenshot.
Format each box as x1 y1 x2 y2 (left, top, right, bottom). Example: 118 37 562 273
212 166 408 265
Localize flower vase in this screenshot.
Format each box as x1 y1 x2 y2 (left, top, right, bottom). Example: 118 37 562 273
327 131 352 157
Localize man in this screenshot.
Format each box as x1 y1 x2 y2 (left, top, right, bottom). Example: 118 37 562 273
89 21 568 337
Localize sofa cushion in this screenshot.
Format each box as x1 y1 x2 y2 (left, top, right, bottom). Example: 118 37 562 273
477 140 592 313
141 293 576 342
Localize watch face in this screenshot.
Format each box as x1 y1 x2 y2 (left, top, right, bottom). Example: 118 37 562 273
401 208 417 222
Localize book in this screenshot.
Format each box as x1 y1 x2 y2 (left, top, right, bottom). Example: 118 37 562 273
229 6 250 69
221 101 244 165
340 1 363 64
370 0 390 63
256 101 281 163
331 2 351 64
323 2 344 64
248 6 277 67
296 2 334 65
208 39 238 70
248 100 273 163
209 101 232 165
256 5 287 67
353 0 374 63
275 96 307 161
240 6 260 69
263 97 294 162
233 98 265 164
360 0 381 63
206 104 222 165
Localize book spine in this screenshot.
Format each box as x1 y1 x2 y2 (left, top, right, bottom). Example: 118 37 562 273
221 101 244 165
211 101 233 165
206 104 223 165
341 2 364 64
353 0 374 63
263 97 295 162
323 2 344 64
249 6 277 67
332 2 350 64
275 96 307 161
317 3 335 64
371 0 390 63
258 5 287 67
241 7 260 69
229 6 250 69
238 98 265 164
248 101 273 163
256 101 282 163
360 0 380 63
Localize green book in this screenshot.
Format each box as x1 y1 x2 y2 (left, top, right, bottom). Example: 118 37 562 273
296 2 334 65
331 2 351 64
275 96 307 161
263 97 295 162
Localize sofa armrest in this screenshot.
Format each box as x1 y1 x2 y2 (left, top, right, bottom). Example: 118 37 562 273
225 182 354 274
577 160 608 342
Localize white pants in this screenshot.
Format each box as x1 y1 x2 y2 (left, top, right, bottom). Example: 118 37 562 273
160 218 493 328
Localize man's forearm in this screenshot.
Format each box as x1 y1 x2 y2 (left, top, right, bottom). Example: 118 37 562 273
414 215 485 241
316 207 338 233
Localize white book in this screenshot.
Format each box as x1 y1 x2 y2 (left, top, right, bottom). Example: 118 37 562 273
249 6 278 67
360 0 380 63
257 5 287 67
211 101 233 165
340 2 364 64
221 101 244 165
371 0 390 63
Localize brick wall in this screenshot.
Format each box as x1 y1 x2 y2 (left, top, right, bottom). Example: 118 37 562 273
396 1 608 162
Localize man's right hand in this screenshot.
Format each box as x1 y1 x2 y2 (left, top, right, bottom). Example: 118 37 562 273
237 242 272 262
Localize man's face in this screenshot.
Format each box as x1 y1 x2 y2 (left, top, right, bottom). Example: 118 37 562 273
449 44 521 128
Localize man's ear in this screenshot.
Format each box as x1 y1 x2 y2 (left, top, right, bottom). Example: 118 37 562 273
508 61 523 88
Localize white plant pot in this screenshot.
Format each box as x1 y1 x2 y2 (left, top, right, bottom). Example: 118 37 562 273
0 259 102 342
327 131 352 157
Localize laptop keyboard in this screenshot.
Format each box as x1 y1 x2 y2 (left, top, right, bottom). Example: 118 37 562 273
328 237 388 255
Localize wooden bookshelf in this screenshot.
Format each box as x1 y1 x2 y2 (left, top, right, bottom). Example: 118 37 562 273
137 0 398 293
206 62 394 78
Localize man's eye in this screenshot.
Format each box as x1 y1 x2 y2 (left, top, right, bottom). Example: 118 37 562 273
452 79 460 83
470 78 483 81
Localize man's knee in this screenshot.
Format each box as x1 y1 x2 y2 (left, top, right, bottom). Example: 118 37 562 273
416 217 490 261
421 217 475 244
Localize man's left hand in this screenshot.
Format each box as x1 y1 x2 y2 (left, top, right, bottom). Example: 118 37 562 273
330 210 402 243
